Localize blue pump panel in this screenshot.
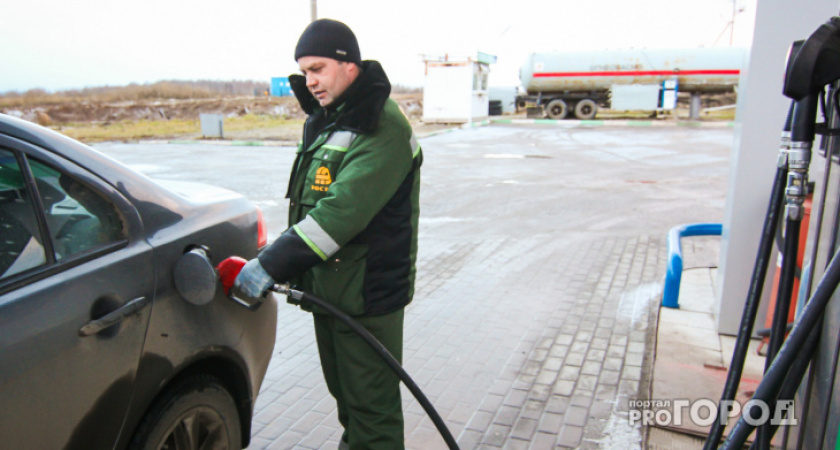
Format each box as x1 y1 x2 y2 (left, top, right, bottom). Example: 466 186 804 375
271 77 292 97
660 79 679 109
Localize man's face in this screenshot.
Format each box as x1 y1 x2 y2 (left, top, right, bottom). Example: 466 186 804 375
298 56 358 107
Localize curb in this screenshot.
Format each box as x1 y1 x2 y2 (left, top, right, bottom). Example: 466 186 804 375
491 118 735 128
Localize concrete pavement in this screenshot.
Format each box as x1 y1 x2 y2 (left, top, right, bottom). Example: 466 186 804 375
95 122 733 448
245 124 730 449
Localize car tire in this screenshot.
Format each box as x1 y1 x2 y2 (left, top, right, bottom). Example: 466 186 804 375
574 99 598 120
545 99 568 120
129 375 241 450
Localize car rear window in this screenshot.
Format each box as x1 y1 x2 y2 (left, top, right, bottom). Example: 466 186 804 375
27 158 126 261
0 149 47 279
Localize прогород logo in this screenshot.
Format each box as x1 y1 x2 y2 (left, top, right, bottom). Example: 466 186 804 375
628 398 797 427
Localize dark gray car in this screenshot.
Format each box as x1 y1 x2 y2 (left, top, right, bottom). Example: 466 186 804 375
0 114 277 449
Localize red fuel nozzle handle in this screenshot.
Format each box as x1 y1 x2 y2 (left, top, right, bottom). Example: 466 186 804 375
216 256 248 295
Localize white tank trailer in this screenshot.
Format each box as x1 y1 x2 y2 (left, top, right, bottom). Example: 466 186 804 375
518 47 746 119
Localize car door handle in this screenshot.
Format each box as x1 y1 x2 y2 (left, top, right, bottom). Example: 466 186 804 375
78 296 150 337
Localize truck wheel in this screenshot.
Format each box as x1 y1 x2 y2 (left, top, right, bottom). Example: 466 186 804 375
545 99 568 120
129 375 241 450
574 99 598 120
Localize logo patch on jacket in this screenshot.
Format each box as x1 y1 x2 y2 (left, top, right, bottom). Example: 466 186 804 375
312 166 332 191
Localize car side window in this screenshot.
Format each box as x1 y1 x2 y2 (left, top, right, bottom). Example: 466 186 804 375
0 149 48 279
27 158 127 261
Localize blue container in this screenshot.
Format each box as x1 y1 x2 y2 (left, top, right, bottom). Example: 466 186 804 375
270 77 292 97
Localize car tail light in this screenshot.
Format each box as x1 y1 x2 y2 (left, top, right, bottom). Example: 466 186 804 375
256 207 268 249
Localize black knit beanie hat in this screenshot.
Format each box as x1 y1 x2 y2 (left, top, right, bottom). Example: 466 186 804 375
295 19 362 65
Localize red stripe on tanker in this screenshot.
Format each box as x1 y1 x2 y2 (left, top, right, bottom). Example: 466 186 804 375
534 69 741 78
521 48 746 94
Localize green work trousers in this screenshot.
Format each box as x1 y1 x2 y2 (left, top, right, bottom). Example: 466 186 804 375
313 308 405 450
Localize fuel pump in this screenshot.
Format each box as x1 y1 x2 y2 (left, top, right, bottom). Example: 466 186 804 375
754 92 819 449
708 16 840 449
703 100 794 450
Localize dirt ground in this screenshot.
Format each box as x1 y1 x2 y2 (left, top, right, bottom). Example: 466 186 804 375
0 92 459 141
1 93 423 124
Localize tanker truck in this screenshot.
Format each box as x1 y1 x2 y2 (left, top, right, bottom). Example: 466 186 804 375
518 47 746 119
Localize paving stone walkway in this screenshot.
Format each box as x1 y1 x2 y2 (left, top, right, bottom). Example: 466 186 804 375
248 233 665 449
235 124 731 449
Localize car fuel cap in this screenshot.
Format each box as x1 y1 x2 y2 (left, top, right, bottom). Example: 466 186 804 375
173 247 217 306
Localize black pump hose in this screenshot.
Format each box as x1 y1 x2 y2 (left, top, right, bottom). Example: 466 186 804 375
275 285 460 450
721 246 840 449
765 218 801 368
791 94 820 144
747 317 823 449
754 93 819 449
703 102 795 450
757 218 800 448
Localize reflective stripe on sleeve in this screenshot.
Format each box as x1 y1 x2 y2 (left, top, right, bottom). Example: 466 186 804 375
293 216 340 260
410 133 421 158
322 130 358 152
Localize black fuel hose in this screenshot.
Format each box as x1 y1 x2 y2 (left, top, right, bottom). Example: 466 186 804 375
275 285 460 450
747 317 822 449
756 93 819 449
791 93 820 144
721 247 840 449
703 102 795 450
764 218 801 370
757 218 800 448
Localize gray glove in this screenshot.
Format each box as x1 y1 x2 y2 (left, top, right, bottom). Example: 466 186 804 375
233 258 275 298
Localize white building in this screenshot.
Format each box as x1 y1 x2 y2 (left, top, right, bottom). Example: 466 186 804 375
422 52 496 123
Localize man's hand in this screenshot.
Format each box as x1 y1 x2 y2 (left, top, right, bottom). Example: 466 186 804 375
232 258 276 298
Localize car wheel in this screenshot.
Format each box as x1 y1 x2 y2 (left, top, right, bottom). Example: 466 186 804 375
130 375 241 450
574 99 598 120
545 99 568 120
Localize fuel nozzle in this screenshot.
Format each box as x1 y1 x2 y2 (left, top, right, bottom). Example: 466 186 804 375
780 16 840 221
216 256 271 311
216 256 248 295
784 95 819 221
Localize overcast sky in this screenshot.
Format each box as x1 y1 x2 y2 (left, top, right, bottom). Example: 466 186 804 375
1 0 756 93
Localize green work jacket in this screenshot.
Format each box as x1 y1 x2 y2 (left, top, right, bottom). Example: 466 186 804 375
258 60 422 316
